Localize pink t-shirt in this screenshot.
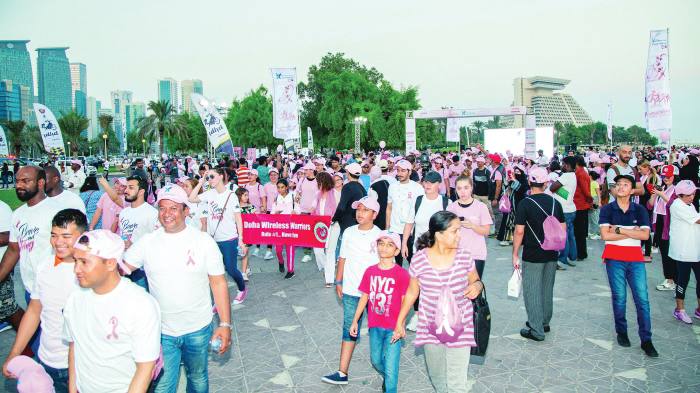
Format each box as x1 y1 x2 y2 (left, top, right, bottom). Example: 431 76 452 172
298 177 319 212
449 164 465 188
263 183 278 212
245 182 267 212
409 248 476 348
96 193 129 234
446 199 493 260
357 264 410 330
434 167 448 194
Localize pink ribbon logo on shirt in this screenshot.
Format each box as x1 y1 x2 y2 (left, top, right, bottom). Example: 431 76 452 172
186 250 195 266
369 242 377 254
407 192 413 200
106 317 119 340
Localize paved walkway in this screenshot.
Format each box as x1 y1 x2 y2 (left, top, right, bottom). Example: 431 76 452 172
1 238 699 392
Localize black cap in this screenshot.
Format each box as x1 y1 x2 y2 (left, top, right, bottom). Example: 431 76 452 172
423 171 443 183
613 174 636 189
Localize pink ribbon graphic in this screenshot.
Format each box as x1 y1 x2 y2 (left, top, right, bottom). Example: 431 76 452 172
407 192 412 200
106 317 119 340
369 242 377 254
186 250 195 266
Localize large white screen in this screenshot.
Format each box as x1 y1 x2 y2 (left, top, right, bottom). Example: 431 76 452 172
483 127 554 158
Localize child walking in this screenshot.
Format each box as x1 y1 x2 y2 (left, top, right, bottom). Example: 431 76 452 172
349 231 409 393
236 187 256 281
272 179 301 279
589 171 602 240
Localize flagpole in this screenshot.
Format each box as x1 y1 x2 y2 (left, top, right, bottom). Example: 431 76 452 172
667 28 672 148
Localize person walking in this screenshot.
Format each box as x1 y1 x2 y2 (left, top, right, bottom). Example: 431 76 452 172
1 162 9 188
550 156 578 269
310 172 340 286
512 168 566 341
386 160 424 267
599 174 657 357
649 165 678 291
271 179 301 278
79 176 105 230
297 162 319 263
572 155 592 261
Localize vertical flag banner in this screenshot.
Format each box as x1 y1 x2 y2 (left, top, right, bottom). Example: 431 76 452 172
121 116 127 154
307 127 314 151
190 93 234 157
606 102 613 141
524 115 536 160
270 68 300 141
446 118 460 142
284 139 295 150
406 118 416 153
33 103 66 155
0 124 9 156
645 29 671 133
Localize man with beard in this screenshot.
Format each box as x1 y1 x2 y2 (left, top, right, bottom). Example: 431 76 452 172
607 145 644 200
44 166 86 214
117 176 159 290
64 160 86 193
386 160 425 267
0 166 64 355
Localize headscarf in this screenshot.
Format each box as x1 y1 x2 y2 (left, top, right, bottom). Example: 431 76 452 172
679 155 699 186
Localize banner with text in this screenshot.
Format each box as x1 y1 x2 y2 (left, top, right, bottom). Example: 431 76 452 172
606 102 613 141
33 103 65 155
190 93 234 157
121 116 127 153
242 214 331 248
524 115 536 160
406 118 416 153
270 68 300 141
446 118 460 142
645 29 671 133
307 127 314 151
0 125 8 156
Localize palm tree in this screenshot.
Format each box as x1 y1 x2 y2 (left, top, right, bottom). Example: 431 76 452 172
98 114 114 158
554 122 565 153
20 125 44 158
134 100 186 154
2 120 26 158
58 110 90 158
471 120 485 144
485 116 502 129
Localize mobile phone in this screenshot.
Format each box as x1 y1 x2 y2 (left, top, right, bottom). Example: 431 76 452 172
459 216 465 221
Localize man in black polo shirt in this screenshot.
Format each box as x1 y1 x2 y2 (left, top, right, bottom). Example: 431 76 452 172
472 157 493 220
599 174 657 358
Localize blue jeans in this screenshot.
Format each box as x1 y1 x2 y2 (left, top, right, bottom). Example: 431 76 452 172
38 358 68 393
217 240 245 291
129 268 149 291
558 212 577 264
605 260 652 341
342 294 364 342
155 323 212 393
369 327 401 393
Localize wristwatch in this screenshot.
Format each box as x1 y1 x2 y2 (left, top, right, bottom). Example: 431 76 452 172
219 322 233 330
615 227 621 234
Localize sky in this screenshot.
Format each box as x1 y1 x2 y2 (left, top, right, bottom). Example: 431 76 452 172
3 0 698 142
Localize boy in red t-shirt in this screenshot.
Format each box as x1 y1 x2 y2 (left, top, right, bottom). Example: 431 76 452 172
350 231 409 393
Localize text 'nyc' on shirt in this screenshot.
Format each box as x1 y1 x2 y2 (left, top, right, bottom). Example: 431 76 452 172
199 188 241 241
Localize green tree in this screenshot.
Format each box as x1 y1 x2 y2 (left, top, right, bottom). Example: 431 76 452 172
57 109 90 158
98 114 114 157
20 125 43 157
553 122 565 153
470 121 485 144
627 125 646 146
225 86 282 149
2 120 25 158
485 116 503 129
134 100 186 154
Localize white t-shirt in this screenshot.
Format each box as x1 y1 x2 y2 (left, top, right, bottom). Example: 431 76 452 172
124 226 225 336
380 174 398 186
31 255 80 368
65 170 87 191
387 181 425 233
408 195 447 246
0 201 11 259
10 198 65 293
339 224 381 297
51 190 86 214
606 164 634 185
118 203 158 243
553 172 577 213
199 188 241 241
62 278 161 393
103 161 110 170
187 202 207 231
668 199 700 262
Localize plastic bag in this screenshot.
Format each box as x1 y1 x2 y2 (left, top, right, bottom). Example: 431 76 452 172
507 268 522 301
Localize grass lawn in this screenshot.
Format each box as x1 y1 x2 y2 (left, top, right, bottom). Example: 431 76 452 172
0 189 22 210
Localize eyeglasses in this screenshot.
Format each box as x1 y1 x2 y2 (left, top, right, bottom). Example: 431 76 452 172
208 174 216 180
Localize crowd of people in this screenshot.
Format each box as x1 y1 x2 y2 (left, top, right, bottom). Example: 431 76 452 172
0 142 698 392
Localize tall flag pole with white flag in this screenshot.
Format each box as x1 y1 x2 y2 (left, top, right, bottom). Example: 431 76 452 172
606 101 613 149
446 118 460 143
270 68 300 141
0 124 9 156
121 116 127 154
33 103 66 155
190 93 235 158
645 29 671 142
307 127 314 152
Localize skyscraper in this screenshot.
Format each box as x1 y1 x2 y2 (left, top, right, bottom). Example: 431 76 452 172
0 41 34 125
69 62 87 109
0 80 22 121
86 96 101 140
181 79 203 114
36 47 72 116
505 76 594 128
124 102 146 134
157 77 178 113
110 90 132 154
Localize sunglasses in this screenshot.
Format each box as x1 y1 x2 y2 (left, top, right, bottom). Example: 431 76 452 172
207 174 216 180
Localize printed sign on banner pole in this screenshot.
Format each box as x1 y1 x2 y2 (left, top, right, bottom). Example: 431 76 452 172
524 115 536 160
405 118 416 153
645 29 671 133
446 118 460 142
247 148 257 161
0 125 9 156
242 214 331 248
606 102 613 142
33 103 66 155
270 68 300 141
307 127 314 152
191 93 234 158
121 116 127 154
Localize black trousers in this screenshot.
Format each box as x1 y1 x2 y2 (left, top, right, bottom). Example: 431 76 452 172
395 234 418 311
642 208 653 256
654 216 676 280
573 209 589 259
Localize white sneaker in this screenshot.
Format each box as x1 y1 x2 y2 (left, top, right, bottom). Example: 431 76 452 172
656 281 675 291
242 273 249 282
500 240 509 246
590 235 601 240
252 248 260 257
264 250 274 260
406 314 419 332
652 247 659 254
301 255 312 263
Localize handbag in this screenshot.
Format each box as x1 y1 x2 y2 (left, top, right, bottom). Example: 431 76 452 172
507 268 522 300
498 192 511 213
470 284 491 357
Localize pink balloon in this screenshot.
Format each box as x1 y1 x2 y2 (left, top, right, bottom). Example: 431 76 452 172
379 141 386 148
277 145 283 152
659 130 671 143
161 153 167 160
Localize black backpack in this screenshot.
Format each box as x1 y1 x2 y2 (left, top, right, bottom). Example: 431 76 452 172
414 195 450 214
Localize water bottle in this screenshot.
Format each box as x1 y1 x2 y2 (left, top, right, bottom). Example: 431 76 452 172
209 338 222 352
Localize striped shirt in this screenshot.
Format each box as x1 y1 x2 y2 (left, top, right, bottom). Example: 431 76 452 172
409 248 476 348
236 166 250 187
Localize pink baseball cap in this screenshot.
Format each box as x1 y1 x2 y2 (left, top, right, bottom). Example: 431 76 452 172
6 356 54 393
395 160 412 171
113 177 127 186
249 168 259 176
476 157 485 163
332 171 344 180
345 163 362 176
157 184 189 205
434 157 443 164
351 196 380 212
70 159 82 167
529 168 548 184
361 161 370 167
376 230 401 252
268 167 279 174
73 230 131 274
176 176 189 184
649 159 661 167
676 180 697 196
600 156 611 164
302 162 316 171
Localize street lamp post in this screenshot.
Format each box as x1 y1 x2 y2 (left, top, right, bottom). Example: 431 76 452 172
67 142 71 158
350 116 367 154
142 139 146 155
103 134 108 161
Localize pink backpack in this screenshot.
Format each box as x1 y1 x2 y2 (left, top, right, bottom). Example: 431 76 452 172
498 193 511 213
427 256 464 344
525 197 566 251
